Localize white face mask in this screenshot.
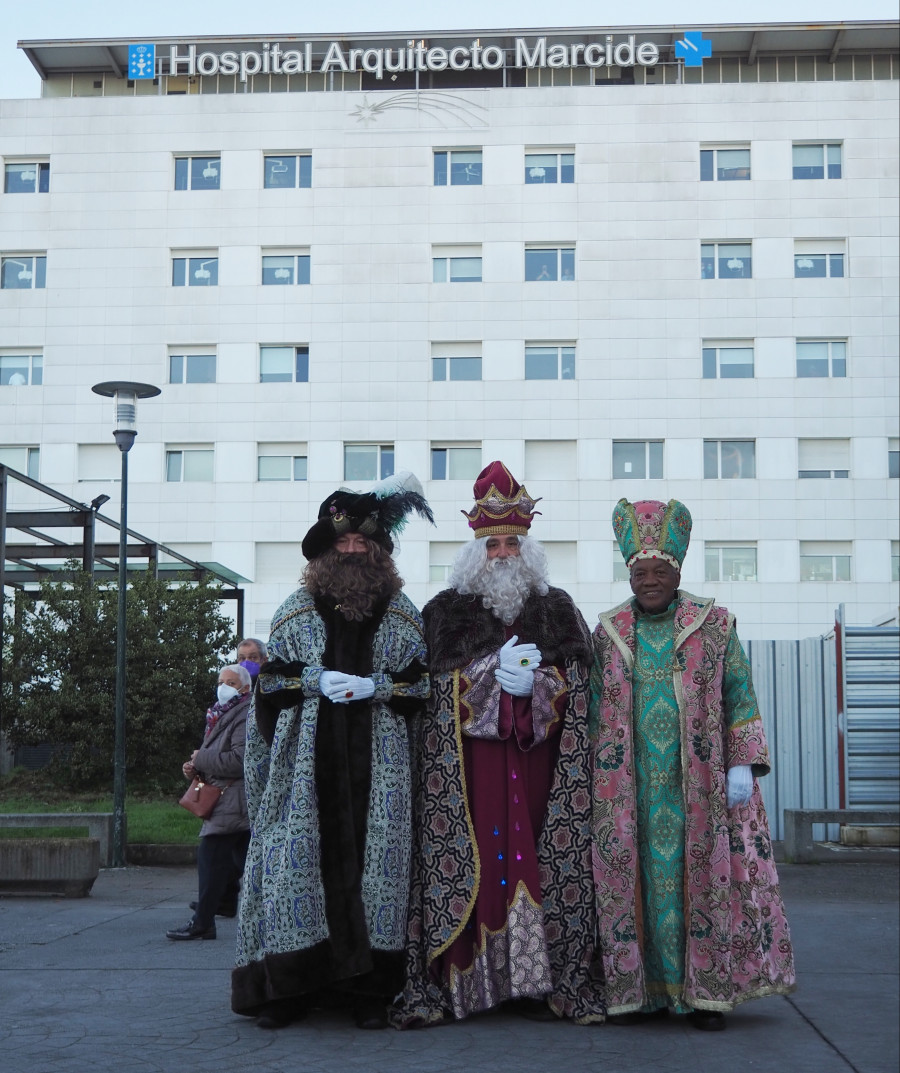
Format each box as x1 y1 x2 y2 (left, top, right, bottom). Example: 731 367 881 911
217 683 240 705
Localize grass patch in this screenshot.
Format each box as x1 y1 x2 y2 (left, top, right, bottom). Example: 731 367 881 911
0 772 201 844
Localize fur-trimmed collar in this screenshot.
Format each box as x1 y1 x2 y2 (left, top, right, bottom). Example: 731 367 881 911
423 586 591 675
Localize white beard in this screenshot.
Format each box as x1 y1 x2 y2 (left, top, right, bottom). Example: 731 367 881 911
474 557 532 625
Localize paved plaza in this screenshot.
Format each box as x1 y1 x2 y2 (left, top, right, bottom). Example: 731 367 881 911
0 858 897 1073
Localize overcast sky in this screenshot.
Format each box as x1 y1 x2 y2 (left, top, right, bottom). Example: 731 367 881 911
1 0 896 99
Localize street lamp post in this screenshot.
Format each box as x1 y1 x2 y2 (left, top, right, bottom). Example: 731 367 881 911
91 381 160 868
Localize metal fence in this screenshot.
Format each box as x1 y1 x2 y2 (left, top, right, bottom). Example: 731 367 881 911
746 636 841 841
746 608 899 841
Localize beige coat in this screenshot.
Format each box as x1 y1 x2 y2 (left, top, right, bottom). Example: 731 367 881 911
192 692 251 837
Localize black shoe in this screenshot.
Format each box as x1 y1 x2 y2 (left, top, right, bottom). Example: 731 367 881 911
608 1007 669 1026
257 1000 304 1030
354 999 388 1030
189 900 237 918
166 920 216 941
687 1010 727 1032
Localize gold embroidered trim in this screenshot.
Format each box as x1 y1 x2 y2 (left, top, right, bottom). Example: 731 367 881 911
428 669 481 963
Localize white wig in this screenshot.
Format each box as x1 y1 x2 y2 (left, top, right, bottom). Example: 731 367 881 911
448 535 550 624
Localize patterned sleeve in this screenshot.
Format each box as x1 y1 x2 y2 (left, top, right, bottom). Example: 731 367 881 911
723 626 771 777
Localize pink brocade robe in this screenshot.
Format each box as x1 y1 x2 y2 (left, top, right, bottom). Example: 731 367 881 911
590 592 796 1014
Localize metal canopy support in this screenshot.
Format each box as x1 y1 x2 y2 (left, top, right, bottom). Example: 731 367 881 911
829 30 847 64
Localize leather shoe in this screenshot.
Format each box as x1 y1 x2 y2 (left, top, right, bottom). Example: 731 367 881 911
354 999 388 1030
512 998 558 1022
165 921 216 941
687 1010 727 1032
189 900 237 918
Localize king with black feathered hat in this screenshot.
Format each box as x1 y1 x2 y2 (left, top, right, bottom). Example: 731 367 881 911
232 470 432 1032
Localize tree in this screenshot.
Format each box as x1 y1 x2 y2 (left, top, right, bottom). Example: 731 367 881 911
1 566 236 792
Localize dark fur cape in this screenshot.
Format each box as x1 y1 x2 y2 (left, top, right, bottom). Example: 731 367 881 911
424 585 592 675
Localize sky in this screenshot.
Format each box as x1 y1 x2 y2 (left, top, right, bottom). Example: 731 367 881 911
1 0 897 99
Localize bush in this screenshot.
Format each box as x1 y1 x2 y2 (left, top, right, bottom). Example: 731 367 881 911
2 566 236 793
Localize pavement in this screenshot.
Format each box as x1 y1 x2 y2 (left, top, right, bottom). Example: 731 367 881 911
0 858 897 1073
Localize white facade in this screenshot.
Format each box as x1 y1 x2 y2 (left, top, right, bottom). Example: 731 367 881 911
1 24 898 641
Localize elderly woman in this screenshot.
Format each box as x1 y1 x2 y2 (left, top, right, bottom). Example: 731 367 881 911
166 664 252 941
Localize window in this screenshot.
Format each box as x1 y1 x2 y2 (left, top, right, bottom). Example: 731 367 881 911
702 341 754 379
0 352 42 386
344 444 394 482
525 150 574 184
429 542 464 584
172 254 218 286
262 251 310 285
168 352 216 384
613 440 663 480
77 444 120 482
541 541 578 584
431 445 481 481
524 440 576 481
700 147 751 181
260 345 309 383
796 340 847 378
889 439 899 479
705 543 758 582
892 541 899 583
4 161 50 193
174 155 220 190
798 438 850 479
794 240 845 278
613 551 630 583
525 247 575 282
263 154 311 189
704 440 756 479
800 542 851 582
165 447 214 482
792 143 842 180
432 244 482 282
1 254 46 289
701 242 751 279
433 149 482 185
0 445 39 479
257 443 308 482
525 344 576 380
432 342 481 381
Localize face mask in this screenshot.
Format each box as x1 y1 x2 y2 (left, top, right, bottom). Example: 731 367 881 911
217 684 240 706
239 660 260 678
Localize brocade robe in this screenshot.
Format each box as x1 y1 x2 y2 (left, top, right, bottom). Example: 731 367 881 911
590 592 796 1015
392 587 605 1026
231 587 428 1016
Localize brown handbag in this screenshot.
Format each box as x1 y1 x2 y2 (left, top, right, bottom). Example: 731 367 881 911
178 777 234 819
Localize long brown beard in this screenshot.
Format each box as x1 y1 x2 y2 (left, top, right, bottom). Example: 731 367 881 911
304 542 403 621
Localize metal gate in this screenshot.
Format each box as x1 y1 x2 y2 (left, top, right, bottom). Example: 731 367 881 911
835 604 900 811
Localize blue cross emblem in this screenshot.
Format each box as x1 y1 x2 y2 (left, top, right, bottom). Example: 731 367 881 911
128 43 156 80
675 31 712 68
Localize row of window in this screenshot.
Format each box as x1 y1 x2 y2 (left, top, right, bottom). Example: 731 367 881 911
0 337 864 387
0 240 854 290
4 439 897 485
3 142 845 195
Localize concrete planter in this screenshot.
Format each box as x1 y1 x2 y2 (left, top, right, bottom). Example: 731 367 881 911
127 843 197 867
0 838 100 897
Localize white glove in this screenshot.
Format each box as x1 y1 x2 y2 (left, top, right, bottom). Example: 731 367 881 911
726 765 753 808
319 670 351 698
495 664 535 697
319 671 375 704
499 634 543 672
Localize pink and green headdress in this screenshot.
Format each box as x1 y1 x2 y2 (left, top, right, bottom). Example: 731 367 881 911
612 498 692 571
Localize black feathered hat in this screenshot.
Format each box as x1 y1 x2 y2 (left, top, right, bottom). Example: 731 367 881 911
301 471 434 560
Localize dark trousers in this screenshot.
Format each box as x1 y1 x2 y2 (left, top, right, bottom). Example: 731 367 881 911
193 830 250 931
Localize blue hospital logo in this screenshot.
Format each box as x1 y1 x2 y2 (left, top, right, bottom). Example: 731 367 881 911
128 44 156 79
675 31 712 68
